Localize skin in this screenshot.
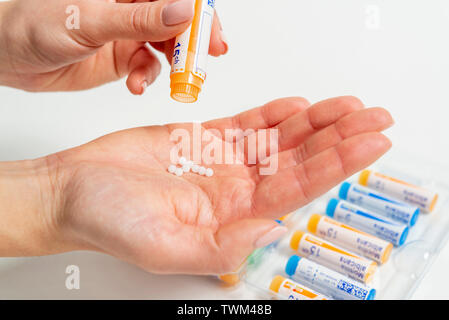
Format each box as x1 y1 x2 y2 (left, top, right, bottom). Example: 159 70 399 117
0 0 227 93
0 0 394 275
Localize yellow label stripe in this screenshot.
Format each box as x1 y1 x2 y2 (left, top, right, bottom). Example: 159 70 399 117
323 217 374 238
374 172 421 190
305 235 360 259
283 281 320 299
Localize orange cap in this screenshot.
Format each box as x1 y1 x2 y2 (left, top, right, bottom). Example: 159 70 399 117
169 0 207 103
365 262 378 283
359 170 372 186
307 214 323 234
430 194 439 212
290 231 305 251
170 72 204 103
269 275 285 293
218 273 241 286
171 83 201 103
278 213 292 222
381 243 394 264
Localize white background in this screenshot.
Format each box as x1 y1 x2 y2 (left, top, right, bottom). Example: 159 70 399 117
1 0 449 299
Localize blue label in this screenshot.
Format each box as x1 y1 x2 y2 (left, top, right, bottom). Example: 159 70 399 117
337 280 368 299
341 203 394 225
208 0 215 8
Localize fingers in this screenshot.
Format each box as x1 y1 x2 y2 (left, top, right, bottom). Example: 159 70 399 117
241 96 364 165
145 219 286 275
78 0 195 45
209 12 228 57
149 38 176 63
212 219 287 274
275 96 365 152
203 97 310 139
126 44 162 95
266 107 394 170
150 11 228 62
252 132 392 218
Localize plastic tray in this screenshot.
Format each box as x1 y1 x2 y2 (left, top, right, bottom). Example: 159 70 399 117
226 161 449 300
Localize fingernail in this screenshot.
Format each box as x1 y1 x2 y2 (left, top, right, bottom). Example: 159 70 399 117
162 0 195 26
141 80 148 95
254 226 288 248
220 31 229 54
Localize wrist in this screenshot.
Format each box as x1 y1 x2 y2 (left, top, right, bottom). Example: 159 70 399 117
0 157 73 256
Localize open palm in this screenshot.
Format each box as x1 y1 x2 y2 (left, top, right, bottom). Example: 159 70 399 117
50 96 393 275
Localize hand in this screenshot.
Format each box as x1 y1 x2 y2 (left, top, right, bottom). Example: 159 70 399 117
0 96 392 275
0 0 227 94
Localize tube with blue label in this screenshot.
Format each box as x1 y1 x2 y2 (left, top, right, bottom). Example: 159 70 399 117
285 255 376 301
326 198 409 246
339 182 420 227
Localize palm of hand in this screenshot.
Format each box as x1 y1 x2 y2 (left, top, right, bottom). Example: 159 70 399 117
60 123 260 274
49 97 393 275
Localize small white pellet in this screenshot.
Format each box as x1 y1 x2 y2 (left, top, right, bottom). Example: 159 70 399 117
205 168 214 177
198 166 207 176
192 165 200 173
168 165 177 174
179 157 187 165
187 160 194 167
175 168 183 177
182 164 191 173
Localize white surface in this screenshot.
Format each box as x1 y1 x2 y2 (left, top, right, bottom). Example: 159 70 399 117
1 0 449 299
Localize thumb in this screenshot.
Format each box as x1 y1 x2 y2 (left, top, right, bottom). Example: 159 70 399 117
80 0 195 44
214 219 288 273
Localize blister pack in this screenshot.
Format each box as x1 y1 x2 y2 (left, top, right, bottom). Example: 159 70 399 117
220 160 449 300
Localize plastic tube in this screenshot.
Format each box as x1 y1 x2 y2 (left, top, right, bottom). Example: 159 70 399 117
170 0 215 103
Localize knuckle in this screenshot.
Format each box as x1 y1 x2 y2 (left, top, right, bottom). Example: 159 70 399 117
129 3 155 34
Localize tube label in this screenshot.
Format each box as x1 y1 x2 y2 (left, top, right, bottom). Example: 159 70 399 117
171 0 215 81
277 278 327 300
297 234 375 283
346 184 417 226
367 172 436 211
334 200 407 246
294 258 373 300
315 216 391 264
171 26 192 74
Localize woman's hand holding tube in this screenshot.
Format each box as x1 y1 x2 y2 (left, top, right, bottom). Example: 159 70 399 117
0 0 227 94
